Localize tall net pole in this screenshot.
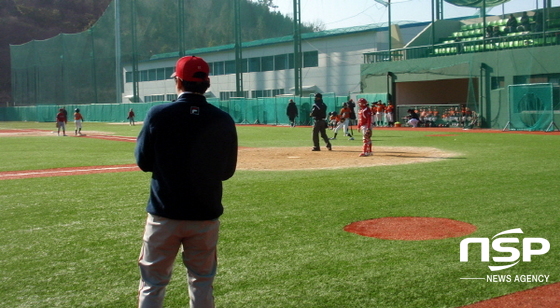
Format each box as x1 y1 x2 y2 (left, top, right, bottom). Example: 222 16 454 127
131 0 139 102
114 0 123 104
234 0 244 97
293 0 302 96
178 0 186 57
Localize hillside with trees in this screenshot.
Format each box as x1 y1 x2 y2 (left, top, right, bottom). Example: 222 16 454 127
0 0 317 104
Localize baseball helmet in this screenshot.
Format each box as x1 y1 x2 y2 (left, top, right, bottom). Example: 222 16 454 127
75 108 80 112
358 98 368 107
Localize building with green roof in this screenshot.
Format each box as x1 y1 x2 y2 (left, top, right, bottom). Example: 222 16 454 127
124 21 428 103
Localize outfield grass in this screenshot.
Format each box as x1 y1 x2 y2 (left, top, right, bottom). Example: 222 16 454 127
0 122 558 307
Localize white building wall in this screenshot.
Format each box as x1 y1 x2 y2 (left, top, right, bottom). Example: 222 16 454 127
123 23 427 102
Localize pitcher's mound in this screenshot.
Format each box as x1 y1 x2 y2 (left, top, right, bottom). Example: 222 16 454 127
344 217 477 240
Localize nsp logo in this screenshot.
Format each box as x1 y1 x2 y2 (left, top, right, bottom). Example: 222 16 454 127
460 228 550 271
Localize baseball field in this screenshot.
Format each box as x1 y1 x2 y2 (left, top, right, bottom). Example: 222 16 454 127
0 121 558 307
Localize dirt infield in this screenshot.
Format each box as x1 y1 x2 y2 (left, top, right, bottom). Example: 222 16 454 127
237 146 458 171
461 282 560 307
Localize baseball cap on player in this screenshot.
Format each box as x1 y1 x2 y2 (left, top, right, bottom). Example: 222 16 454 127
170 56 210 82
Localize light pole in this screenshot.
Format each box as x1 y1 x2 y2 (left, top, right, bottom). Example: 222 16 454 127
374 0 391 60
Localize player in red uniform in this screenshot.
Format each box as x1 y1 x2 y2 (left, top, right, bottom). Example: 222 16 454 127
357 98 373 157
56 108 67 136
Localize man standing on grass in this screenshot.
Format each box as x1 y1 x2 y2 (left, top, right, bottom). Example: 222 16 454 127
310 93 332 151
135 56 238 308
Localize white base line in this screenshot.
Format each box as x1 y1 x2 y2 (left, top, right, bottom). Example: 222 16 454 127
460 278 485 280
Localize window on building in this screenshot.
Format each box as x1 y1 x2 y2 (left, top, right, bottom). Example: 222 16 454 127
166 94 177 101
221 91 240 100
251 90 264 98
249 58 261 72
140 70 148 82
125 72 132 83
225 60 236 74
251 88 285 98
491 76 505 90
242 59 248 73
275 54 287 70
303 51 319 67
214 61 225 75
514 74 560 85
288 53 295 69
148 69 157 81
165 67 174 78
156 68 166 80
262 56 274 71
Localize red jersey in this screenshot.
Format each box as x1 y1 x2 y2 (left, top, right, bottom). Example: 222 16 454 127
74 112 83 121
386 105 394 113
358 107 372 128
56 112 67 123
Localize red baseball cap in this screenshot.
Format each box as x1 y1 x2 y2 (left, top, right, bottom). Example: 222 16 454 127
170 56 210 82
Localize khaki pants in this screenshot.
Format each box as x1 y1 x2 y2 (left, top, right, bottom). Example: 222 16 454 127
138 214 219 308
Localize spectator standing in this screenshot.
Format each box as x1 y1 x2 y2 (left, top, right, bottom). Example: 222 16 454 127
128 108 136 126
135 56 238 308
286 99 298 127
310 93 332 151
534 11 543 32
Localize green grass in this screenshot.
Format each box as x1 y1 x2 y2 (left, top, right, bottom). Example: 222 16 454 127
0 122 558 307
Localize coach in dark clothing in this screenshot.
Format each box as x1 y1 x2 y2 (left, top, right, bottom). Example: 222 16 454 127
310 93 332 151
135 56 237 308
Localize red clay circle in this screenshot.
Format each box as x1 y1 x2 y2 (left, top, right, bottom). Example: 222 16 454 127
344 216 477 240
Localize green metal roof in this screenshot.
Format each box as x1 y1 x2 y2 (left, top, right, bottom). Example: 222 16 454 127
444 0 511 8
149 21 422 61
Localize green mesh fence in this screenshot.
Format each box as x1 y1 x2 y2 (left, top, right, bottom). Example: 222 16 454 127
10 3 119 106
506 83 557 132
0 95 352 125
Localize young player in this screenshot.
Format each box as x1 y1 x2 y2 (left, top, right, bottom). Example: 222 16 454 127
357 98 373 157
385 103 395 127
74 108 84 136
330 103 354 140
328 111 339 130
56 108 67 136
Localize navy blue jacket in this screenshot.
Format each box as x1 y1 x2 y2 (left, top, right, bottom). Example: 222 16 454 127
135 93 238 220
